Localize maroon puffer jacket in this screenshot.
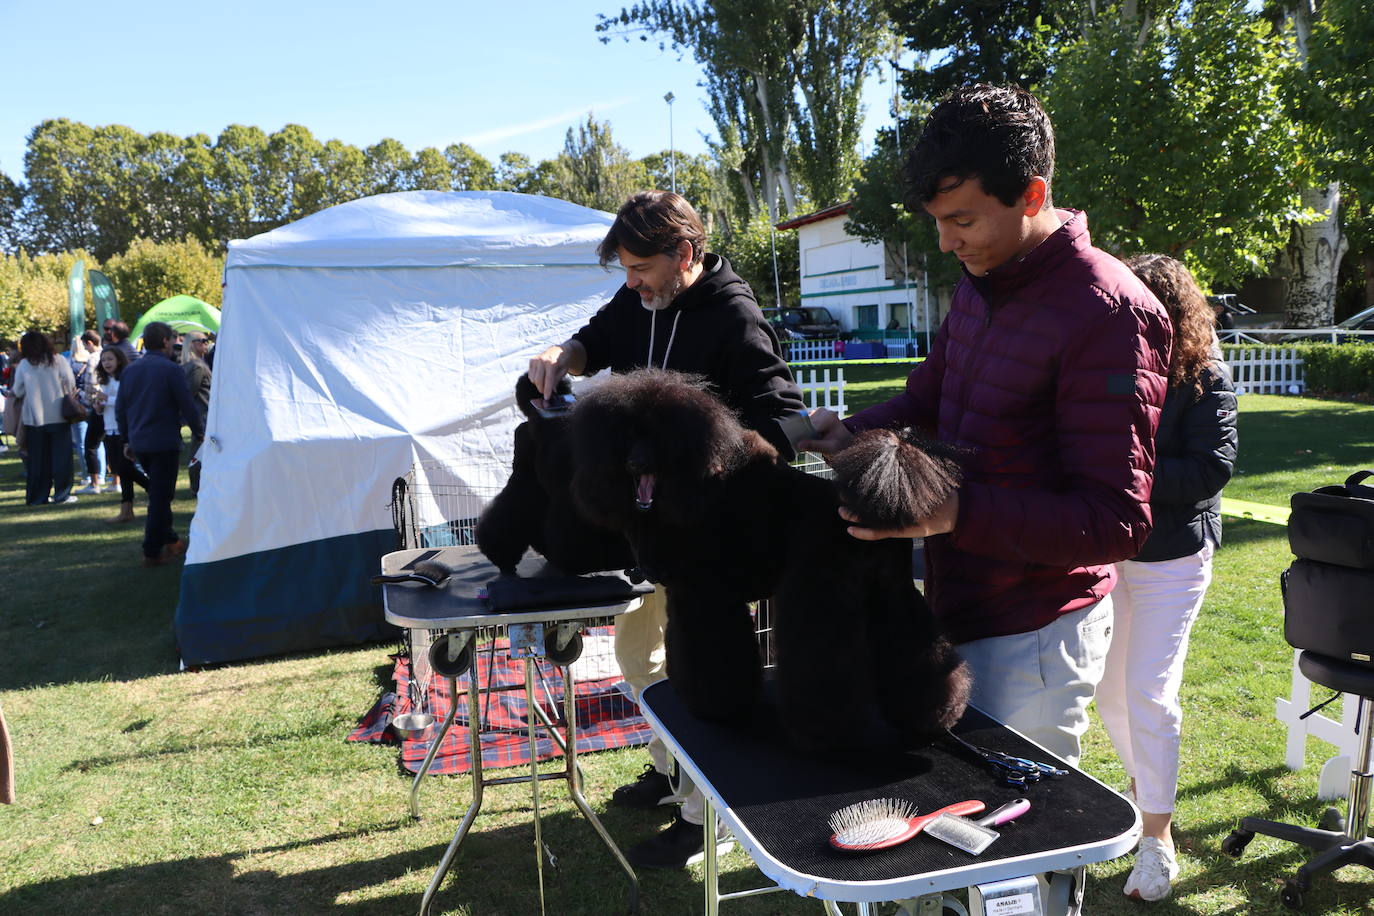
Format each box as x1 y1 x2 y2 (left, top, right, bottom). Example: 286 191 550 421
846 210 1171 643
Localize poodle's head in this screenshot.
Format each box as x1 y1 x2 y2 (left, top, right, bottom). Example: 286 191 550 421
569 369 749 528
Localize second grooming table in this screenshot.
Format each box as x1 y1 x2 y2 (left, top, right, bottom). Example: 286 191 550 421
640 677 1140 914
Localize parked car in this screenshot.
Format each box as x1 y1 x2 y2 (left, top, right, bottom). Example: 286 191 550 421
772 306 842 339
1280 303 1374 343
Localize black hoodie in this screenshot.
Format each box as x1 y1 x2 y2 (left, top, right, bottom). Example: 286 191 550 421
573 253 805 456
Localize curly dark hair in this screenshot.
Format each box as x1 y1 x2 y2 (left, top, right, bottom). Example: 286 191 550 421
596 191 707 267
905 83 1056 209
1125 254 1214 395
95 345 130 384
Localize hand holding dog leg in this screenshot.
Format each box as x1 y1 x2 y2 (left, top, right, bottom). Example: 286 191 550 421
797 408 854 455
528 339 588 401
841 489 960 541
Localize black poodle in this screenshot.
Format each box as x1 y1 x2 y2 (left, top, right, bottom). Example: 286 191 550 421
475 374 634 576
567 368 971 749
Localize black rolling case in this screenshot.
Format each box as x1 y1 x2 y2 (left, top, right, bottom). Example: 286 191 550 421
1283 470 1374 667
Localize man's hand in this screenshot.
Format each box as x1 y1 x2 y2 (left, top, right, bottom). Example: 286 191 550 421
840 490 960 541
123 444 134 461
528 340 587 401
796 408 853 455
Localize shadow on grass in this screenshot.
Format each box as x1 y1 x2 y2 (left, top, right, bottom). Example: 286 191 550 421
1236 404 1374 478
0 809 726 916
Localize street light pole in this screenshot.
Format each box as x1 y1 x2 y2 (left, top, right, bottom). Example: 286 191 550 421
664 92 676 193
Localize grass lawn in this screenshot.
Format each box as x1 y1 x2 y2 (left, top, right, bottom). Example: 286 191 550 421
2 385 1373 914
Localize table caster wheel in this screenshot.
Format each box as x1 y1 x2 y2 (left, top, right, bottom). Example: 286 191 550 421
429 633 474 677
1221 829 1253 858
544 627 583 666
1281 878 1306 910
1318 807 1345 833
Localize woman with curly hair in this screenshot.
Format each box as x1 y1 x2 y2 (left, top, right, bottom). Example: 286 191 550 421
93 346 149 523
1097 254 1239 901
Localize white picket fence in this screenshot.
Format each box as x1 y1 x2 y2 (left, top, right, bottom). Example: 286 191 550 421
1223 346 1305 395
784 338 843 363
793 366 846 417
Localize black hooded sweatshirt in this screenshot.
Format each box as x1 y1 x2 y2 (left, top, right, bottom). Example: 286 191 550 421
572 253 805 456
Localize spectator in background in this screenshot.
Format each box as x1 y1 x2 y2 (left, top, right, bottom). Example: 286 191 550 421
182 332 212 495
1096 254 1238 902
11 330 80 506
93 346 148 524
71 330 106 494
116 322 203 567
107 322 138 364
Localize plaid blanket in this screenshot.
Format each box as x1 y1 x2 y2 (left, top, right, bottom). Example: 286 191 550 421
347 628 652 775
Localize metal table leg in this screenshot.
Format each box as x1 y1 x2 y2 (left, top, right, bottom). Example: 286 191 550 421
410 675 460 819
418 666 485 916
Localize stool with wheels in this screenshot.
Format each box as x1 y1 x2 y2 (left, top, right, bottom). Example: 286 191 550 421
1223 650 1374 910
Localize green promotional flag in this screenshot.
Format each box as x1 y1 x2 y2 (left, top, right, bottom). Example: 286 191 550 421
68 259 86 340
88 269 120 327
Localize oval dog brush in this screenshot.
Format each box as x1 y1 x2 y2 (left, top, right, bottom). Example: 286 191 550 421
370 559 452 588
828 798 985 852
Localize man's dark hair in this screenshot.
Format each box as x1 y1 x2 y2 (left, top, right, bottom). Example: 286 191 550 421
906 84 1056 209
108 321 131 342
596 191 707 267
143 321 176 352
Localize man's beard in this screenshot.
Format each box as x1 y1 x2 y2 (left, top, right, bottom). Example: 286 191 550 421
640 275 684 311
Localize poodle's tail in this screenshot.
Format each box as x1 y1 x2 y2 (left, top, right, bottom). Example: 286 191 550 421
830 428 964 531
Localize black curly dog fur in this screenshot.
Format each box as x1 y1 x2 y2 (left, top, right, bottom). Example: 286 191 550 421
568 368 971 749
475 374 634 576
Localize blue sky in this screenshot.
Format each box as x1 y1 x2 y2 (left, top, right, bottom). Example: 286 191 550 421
1 0 902 183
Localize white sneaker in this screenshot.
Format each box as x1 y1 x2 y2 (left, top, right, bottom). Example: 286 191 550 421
1123 836 1178 901
76 484 99 494
58 495 79 504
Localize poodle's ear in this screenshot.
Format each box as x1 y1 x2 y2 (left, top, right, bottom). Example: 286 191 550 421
830 428 963 530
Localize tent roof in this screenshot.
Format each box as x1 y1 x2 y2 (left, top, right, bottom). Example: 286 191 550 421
131 294 221 339
226 190 616 269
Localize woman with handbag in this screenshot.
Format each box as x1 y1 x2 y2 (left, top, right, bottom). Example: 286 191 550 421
1096 255 1239 902
11 330 80 506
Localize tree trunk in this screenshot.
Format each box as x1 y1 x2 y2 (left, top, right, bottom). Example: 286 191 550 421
1280 182 1350 327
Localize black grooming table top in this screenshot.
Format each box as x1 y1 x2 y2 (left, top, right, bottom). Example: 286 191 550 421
641 678 1139 902
381 545 645 629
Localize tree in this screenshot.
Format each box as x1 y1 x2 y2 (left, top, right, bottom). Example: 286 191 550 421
1269 0 1372 324
597 0 891 219
444 143 496 191
709 210 798 311
0 249 96 338
549 115 645 212
0 169 20 252
1042 0 1305 288
102 237 225 320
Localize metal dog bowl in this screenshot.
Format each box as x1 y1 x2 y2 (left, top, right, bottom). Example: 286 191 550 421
391 711 436 739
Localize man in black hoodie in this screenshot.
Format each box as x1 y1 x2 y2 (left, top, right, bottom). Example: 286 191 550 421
529 190 805 868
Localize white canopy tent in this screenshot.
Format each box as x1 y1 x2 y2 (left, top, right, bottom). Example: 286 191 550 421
176 191 620 665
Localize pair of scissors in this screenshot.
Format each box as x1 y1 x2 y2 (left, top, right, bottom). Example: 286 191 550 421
943 730 1068 787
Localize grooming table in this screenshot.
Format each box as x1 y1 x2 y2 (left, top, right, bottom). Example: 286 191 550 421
381 545 645 916
639 678 1140 915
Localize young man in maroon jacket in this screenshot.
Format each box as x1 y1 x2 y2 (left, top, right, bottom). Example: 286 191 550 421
804 84 1172 766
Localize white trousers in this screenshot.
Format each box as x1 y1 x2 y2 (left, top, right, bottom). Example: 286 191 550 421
1096 542 1214 814
956 596 1114 766
613 586 706 824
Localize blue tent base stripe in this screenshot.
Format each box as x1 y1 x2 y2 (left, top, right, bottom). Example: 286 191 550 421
176 529 400 666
